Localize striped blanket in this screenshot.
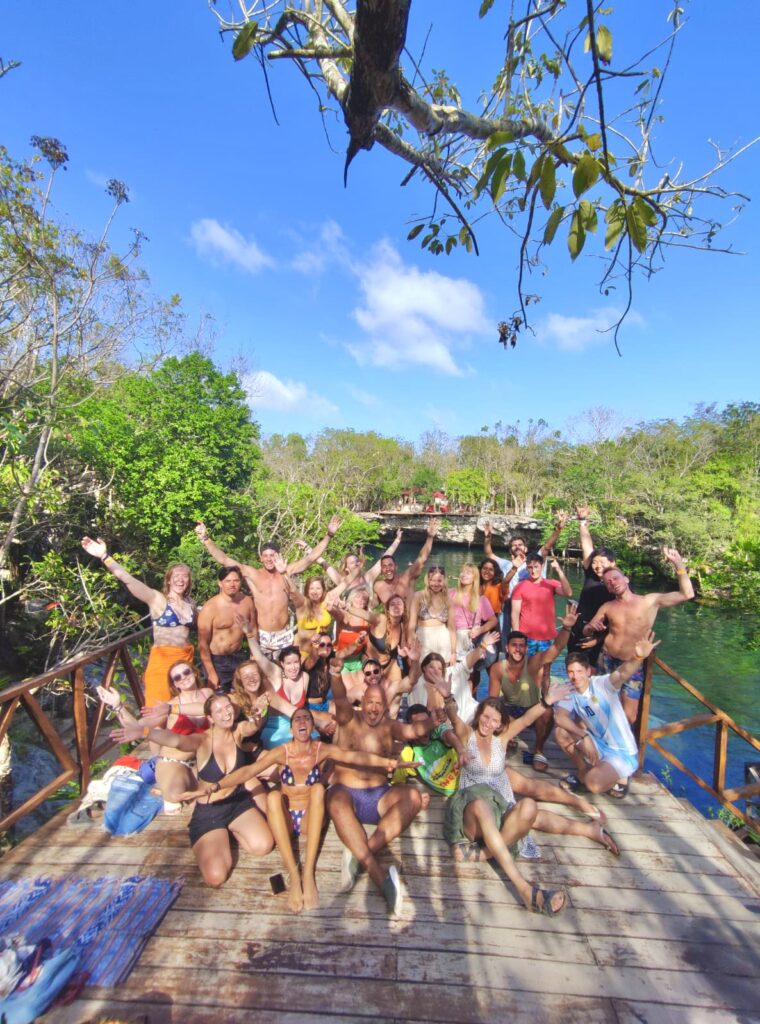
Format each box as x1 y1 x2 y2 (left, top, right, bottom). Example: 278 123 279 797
0 875 182 986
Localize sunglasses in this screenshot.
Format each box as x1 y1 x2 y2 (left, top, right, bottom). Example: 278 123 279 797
317 641 333 648
170 667 193 683
363 667 382 676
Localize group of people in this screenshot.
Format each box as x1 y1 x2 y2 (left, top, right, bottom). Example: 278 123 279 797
81 505 694 918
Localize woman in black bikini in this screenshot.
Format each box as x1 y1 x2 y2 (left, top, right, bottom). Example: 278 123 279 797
367 594 408 686
182 707 402 913
112 693 273 887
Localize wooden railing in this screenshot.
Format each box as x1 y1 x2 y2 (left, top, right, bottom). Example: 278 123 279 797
0 629 150 833
637 654 760 829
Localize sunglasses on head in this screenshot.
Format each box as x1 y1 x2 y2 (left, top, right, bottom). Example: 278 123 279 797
429 565 446 574
171 667 193 683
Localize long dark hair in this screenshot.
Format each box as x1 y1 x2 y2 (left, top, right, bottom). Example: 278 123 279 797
479 557 504 585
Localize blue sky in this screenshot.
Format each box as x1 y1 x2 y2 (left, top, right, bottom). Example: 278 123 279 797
3 2 759 442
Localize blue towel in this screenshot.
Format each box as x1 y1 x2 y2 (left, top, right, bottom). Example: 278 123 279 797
0 875 182 986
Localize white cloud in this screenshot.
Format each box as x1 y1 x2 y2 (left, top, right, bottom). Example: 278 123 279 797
348 386 381 408
291 220 348 275
347 241 489 375
244 370 337 417
535 307 644 353
191 218 274 274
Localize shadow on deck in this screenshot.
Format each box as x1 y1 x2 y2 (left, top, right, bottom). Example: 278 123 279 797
2 741 759 1024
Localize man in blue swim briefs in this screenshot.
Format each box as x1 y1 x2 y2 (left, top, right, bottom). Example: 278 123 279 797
325 656 434 917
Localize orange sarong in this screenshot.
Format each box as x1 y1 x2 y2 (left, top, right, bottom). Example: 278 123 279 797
143 643 195 707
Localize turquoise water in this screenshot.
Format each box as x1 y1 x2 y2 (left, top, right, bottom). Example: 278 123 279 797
379 542 760 817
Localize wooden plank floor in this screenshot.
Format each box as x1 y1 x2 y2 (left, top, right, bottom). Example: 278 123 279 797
2 749 759 1024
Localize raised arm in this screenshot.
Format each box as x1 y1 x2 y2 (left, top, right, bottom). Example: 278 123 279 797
655 548 695 607
539 510 569 558
548 557 573 598
407 590 422 637
286 515 341 575
575 504 594 569
239 626 281 685
81 537 161 610
609 632 660 690
110 721 206 751
328 656 355 726
195 522 245 570
539 611 579 667
364 530 404 585
406 518 439 583
482 520 496 559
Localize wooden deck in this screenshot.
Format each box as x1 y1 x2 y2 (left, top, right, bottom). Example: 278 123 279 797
2 763 759 1024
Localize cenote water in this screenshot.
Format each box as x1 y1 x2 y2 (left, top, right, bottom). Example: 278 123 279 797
379 541 760 819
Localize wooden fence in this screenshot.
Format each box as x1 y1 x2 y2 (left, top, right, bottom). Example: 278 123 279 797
0 629 150 833
637 654 760 829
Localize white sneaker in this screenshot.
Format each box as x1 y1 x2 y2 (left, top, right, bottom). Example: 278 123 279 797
340 847 359 893
382 865 404 917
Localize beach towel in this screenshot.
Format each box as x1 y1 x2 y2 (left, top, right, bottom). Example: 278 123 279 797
0 874 183 988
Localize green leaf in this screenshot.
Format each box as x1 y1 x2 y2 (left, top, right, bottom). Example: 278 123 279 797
486 131 514 150
232 21 258 61
626 203 648 254
543 206 564 244
578 199 598 233
407 223 425 241
539 158 556 209
490 153 512 203
604 202 626 250
596 25 613 63
633 196 658 227
585 133 602 152
583 30 592 53
445 236 456 254
479 0 496 16
512 149 526 181
568 209 586 260
572 154 600 198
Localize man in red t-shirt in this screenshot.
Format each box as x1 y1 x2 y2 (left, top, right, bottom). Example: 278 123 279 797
511 552 572 688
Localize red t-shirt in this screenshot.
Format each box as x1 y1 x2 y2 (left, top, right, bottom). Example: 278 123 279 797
512 578 562 641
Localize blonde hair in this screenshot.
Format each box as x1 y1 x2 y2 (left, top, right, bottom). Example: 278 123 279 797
162 563 192 598
453 562 481 614
231 659 263 718
420 567 450 617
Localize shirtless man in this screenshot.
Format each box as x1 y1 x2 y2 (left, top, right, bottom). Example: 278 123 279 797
196 516 340 658
583 548 694 723
489 611 578 772
326 656 433 916
197 566 257 692
373 518 439 606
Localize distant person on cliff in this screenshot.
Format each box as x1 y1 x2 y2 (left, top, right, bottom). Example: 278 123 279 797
482 512 569 642
566 503 617 666
195 517 340 658
554 635 660 798
511 553 573 691
582 549 694 723
372 518 439 606
81 536 197 707
197 566 258 692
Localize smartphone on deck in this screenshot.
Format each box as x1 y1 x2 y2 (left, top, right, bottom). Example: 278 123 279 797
269 873 286 895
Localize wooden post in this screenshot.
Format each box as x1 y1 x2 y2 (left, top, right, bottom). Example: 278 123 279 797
72 666 90 794
636 652 655 771
714 719 728 795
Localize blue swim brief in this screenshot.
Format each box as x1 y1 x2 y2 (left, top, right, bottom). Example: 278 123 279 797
526 639 552 657
332 783 390 825
602 653 645 700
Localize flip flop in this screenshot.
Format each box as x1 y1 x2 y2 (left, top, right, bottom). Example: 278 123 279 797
599 826 620 857
608 781 629 799
559 774 584 793
529 884 566 917
532 753 549 773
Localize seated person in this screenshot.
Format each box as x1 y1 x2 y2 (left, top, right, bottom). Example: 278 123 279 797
393 704 466 797
553 632 659 798
408 630 501 724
